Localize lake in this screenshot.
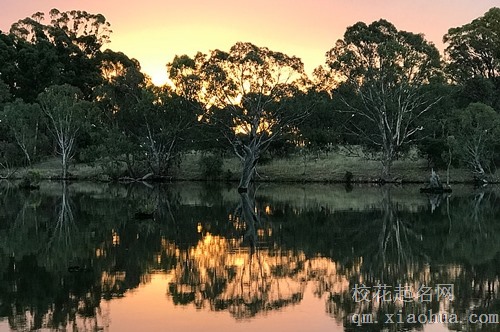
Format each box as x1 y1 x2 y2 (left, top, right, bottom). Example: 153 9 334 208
0 182 498 332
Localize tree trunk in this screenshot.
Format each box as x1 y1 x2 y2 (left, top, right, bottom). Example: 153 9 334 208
380 143 394 182
238 150 257 193
381 157 393 182
471 146 486 183
62 151 68 179
239 192 259 251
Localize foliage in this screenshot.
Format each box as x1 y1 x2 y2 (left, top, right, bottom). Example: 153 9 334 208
4 10 112 101
2 99 47 166
137 89 198 176
326 19 443 180
38 84 93 178
295 90 345 154
169 42 311 189
1 9 500 182
199 154 223 179
19 170 41 188
444 7 500 82
449 102 500 179
415 82 457 169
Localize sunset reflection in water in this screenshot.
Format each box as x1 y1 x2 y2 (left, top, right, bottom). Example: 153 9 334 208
0 183 498 332
104 231 345 332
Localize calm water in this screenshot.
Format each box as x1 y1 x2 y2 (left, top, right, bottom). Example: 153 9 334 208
0 182 498 332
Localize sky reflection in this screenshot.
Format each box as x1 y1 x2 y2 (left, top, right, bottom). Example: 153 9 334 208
106 273 341 332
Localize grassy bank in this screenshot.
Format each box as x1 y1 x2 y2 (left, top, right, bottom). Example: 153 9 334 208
4 151 498 184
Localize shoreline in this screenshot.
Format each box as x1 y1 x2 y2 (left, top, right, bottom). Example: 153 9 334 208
3 153 499 186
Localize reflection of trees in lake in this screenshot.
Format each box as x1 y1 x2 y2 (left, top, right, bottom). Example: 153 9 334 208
167 235 306 318
441 191 500 331
166 192 306 318
165 234 354 319
320 188 500 331
0 183 106 331
360 188 426 283
165 192 353 319
45 182 79 266
0 183 499 330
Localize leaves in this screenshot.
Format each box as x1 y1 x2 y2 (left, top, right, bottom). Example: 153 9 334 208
2 99 46 165
38 84 92 177
444 7 500 82
326 19 442 179
450 102 500 176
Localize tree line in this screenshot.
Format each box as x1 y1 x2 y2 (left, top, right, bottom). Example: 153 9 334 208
1 8 500 189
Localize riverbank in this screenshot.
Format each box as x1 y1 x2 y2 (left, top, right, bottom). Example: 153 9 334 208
2 152 498 184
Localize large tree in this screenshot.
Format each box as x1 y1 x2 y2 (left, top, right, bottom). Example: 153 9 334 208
2 99 46 166
7 9 112 100
450 103 500 181
326 19 442 180
444 7 500 82
38 84 92 178
87 50 148 177
134 88 199 177
169 42 310 191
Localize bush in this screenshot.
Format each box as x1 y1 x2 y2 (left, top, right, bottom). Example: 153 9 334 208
19 170 41 188
199 154 223 180
99 160 125 180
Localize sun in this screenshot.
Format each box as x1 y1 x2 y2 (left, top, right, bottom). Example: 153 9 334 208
150 70 169 87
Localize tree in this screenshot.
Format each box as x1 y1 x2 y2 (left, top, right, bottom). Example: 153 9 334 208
38 85 91 178
169 42 310 191
450 103 500 181
0 33 19 99
83 49 149 177
416 82 457 169
295 89 349 156
326 20 442 180
0 79 19 176
2 99 46 166
8 9 112 100
444 7 500 82
135 88 199 177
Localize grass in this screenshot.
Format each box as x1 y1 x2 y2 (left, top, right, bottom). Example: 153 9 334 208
2 150 497 184
9 158 102 180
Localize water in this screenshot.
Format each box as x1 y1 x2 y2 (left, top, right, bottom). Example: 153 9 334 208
0 182 498 332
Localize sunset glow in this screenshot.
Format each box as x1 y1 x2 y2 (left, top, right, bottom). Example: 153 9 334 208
1 1 499 85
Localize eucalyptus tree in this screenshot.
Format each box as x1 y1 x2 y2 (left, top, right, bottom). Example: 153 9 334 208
0 80 18 175
88 50 148 177
135 88 199 177
326 20 442 180
38 85 92 178
444 7 500 82
0 33 20 98
450 103 500 181
2 99 46 166
8 9 112 100
169 42 310 191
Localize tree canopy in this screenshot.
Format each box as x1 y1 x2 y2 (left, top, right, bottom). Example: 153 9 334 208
444 7 500 82
1 9 500 183
169 42 311 190
326 19 442 180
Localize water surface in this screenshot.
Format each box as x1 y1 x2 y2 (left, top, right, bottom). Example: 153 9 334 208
0 182 498 331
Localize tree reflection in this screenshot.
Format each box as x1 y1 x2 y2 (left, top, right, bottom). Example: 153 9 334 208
370 188 425 282
0 183 498 331
0 183 105 331
166 191 307 318
46 182 77 264
323 188 500 331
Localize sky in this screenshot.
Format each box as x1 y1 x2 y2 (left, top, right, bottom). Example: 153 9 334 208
1 0 500 85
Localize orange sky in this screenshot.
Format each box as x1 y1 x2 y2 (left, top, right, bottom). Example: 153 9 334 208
1 0 499 85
